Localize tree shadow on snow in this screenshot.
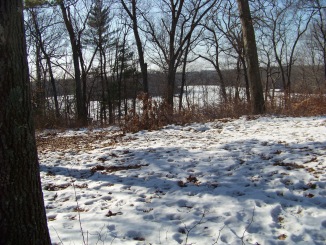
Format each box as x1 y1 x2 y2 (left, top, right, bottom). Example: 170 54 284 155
40 138 326 210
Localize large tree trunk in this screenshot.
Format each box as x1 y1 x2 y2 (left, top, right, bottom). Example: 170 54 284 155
236 0 265 114
0 1 51 244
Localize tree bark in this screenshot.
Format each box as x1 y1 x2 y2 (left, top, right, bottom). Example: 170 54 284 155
236 0 265 114
0 1 51 244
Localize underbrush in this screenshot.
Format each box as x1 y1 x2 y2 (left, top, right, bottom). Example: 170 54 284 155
121 93 326 133
121 93 251 133
34 93 326 132
265 94 326 117
285 94 326 116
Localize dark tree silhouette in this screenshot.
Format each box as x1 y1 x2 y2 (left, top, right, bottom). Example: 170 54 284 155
59 0 90 125
0 0 51 244
236 0 266 114
121 0 149 94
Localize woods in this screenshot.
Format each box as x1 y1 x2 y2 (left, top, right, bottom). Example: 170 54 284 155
1 0 326 243
22 0 326 127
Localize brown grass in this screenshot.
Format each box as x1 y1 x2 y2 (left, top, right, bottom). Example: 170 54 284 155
35 92 326 134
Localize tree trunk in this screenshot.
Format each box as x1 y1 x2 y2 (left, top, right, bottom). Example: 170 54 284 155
46 55 60 118
35 44 45 115
120 0 148 94
0 1 51 244
323 50 326 82
215 59 227 103
30 9 60 118
179 62 187 112
236 0 265 114
60 3 88 125
239 55 251 102
166 65 176 111
99 47 107 123
132 16 148 94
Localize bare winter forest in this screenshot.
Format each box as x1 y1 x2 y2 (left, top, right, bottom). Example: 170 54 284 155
2 1 326 244
24 0 326 129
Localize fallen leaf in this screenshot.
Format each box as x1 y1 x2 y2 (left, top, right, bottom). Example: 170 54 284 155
278 234 287 240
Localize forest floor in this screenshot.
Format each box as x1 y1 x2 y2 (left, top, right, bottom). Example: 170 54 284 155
37 115 326 245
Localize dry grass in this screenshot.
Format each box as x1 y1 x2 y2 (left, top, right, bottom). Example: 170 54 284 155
289 95 326 116
121 93 252 133
34 92 326 133
267 94 326 116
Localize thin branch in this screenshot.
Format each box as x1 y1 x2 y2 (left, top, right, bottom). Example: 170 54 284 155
241 206 256 245
212 225 226 245
183 211 206 245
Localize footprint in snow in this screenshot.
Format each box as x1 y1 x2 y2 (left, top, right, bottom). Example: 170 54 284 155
101 196 112 201
223 211 232 217
321 220 326 228
172 233 183 244
84 200 95 205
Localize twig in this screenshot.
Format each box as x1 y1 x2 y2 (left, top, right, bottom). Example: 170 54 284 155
52 226 64 245
184 211 207 245
241 206 256 245
71 179 87 245
109 235 116 245
66 164 88 245
158 228 162 244
94 225 106 245
212 225 226 245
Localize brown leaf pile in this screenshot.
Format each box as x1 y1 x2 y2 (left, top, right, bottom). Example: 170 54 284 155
91 164 149 173
36 131 125 152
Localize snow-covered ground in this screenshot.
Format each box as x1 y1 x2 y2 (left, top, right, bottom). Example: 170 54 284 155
37 116 326 245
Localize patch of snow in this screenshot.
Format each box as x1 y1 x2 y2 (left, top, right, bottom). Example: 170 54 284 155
38 116 326 244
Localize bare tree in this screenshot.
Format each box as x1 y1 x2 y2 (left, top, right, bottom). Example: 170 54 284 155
112 21 132 121
142 0 218 111
26 7 62 118
198 2 229 103
86 0 114 123
258 34 280 106
213 0 251 102
178 26 203 111
259 0 315 101
236 0 265 114
59 0 87 124
311 0 326 82
120 0 149 94
0 0 51 243
59 0 97 124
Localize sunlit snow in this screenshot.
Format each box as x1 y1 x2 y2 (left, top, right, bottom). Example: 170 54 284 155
37 116 326 245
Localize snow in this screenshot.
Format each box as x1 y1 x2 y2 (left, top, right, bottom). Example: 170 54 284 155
37 116 326 245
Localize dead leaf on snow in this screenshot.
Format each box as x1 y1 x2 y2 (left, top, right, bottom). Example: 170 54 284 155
278 234 287 240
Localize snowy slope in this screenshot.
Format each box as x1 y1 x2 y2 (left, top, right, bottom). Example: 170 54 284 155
37 116 326 245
